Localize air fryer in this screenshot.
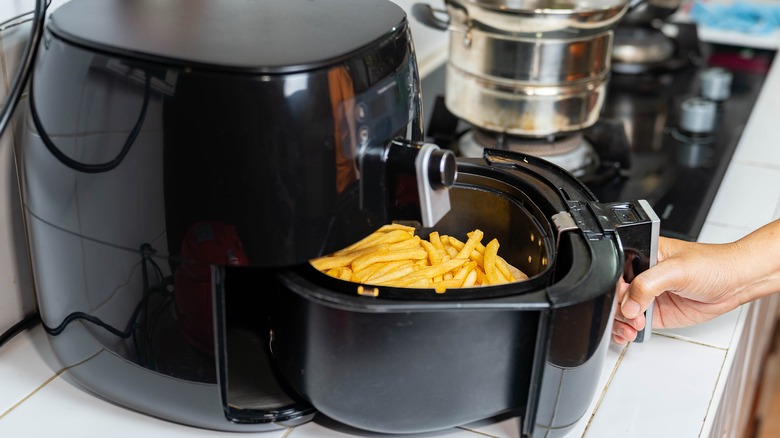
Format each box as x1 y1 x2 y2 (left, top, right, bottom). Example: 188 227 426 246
14 0 659 437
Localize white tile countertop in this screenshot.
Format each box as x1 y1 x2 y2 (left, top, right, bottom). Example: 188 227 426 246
3 16 780 438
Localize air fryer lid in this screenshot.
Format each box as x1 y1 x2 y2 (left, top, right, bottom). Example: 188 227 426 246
31 0 428 268
47 0 407 71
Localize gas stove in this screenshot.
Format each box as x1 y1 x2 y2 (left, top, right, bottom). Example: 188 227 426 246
422 22 774 241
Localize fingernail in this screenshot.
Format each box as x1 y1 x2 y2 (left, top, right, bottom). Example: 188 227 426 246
622 298 641 319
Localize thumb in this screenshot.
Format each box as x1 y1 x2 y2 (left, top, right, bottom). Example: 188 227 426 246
620 265 670 319
620 236 680 320
620 293 643 320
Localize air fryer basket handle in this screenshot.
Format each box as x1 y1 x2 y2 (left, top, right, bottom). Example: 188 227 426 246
592 199 660 342
359 139 456 228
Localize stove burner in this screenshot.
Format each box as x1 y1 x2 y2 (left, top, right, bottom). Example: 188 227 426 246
611 23 703 74
613 26 675 65
456 129 600 177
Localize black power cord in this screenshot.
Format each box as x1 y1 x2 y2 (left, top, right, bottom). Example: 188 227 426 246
0 0 48 352
0 0 48 139
0 0 158 352
28 71 153 173
0 244 171 363
0 312 41 349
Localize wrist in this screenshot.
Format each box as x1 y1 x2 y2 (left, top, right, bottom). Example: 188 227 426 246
731 222 780 303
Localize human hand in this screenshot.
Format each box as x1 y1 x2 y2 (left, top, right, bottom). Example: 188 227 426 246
611 236 747 344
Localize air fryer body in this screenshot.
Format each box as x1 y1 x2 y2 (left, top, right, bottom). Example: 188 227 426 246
18 0 429 431
16 0 657 436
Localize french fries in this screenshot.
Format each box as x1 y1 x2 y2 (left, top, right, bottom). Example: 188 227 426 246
310 224 529 293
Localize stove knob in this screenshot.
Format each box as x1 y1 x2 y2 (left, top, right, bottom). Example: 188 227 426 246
679 97 717 134
699 67 733 101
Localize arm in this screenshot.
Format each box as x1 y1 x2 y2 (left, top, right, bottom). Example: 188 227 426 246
612 219 780 345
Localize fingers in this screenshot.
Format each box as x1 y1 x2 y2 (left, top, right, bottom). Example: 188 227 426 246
611 320 635 345
619 237 681 320
612 316 646 344
612 236 681 344
612 304 646 345
619 271 662 322
613 279 646 345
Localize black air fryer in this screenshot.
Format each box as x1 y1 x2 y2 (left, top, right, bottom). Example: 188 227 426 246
16 0 658 437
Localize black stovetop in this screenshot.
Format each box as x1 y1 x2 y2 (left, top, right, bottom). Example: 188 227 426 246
423 23 775 241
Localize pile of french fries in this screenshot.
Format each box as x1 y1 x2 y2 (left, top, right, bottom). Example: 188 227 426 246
310 224 528 294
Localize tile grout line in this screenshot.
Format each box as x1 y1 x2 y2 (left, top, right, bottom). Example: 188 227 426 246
0 348 103 420
733 158 780 172
0 369 62 420
581 343 629 437
651 331 730 351
698 344 732 437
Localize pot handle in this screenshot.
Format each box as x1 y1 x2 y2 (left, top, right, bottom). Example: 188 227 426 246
592 200 660 342
411 3 449 31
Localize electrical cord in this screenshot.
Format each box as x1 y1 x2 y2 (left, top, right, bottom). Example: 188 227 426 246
28 71 153 173
0 0 49 352
0 311 41 349
0 0 150 174
0 5 41 32
0 244 171 360
41 244 168 336
0 2 160 353
0 0 48 139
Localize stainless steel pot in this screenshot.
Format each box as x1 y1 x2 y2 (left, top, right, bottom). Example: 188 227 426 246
414 0 630 137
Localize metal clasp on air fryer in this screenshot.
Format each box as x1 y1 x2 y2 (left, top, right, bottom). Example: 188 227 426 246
554 200 660 342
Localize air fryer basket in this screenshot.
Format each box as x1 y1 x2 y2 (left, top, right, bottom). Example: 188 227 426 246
266 154 626 436
302 171 558 300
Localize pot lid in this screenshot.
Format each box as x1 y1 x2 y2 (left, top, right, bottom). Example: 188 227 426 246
47 0 407 73
447 0 630 33
466 0 629 12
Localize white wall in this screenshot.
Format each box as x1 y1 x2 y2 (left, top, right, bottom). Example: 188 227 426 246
391 0 448 77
